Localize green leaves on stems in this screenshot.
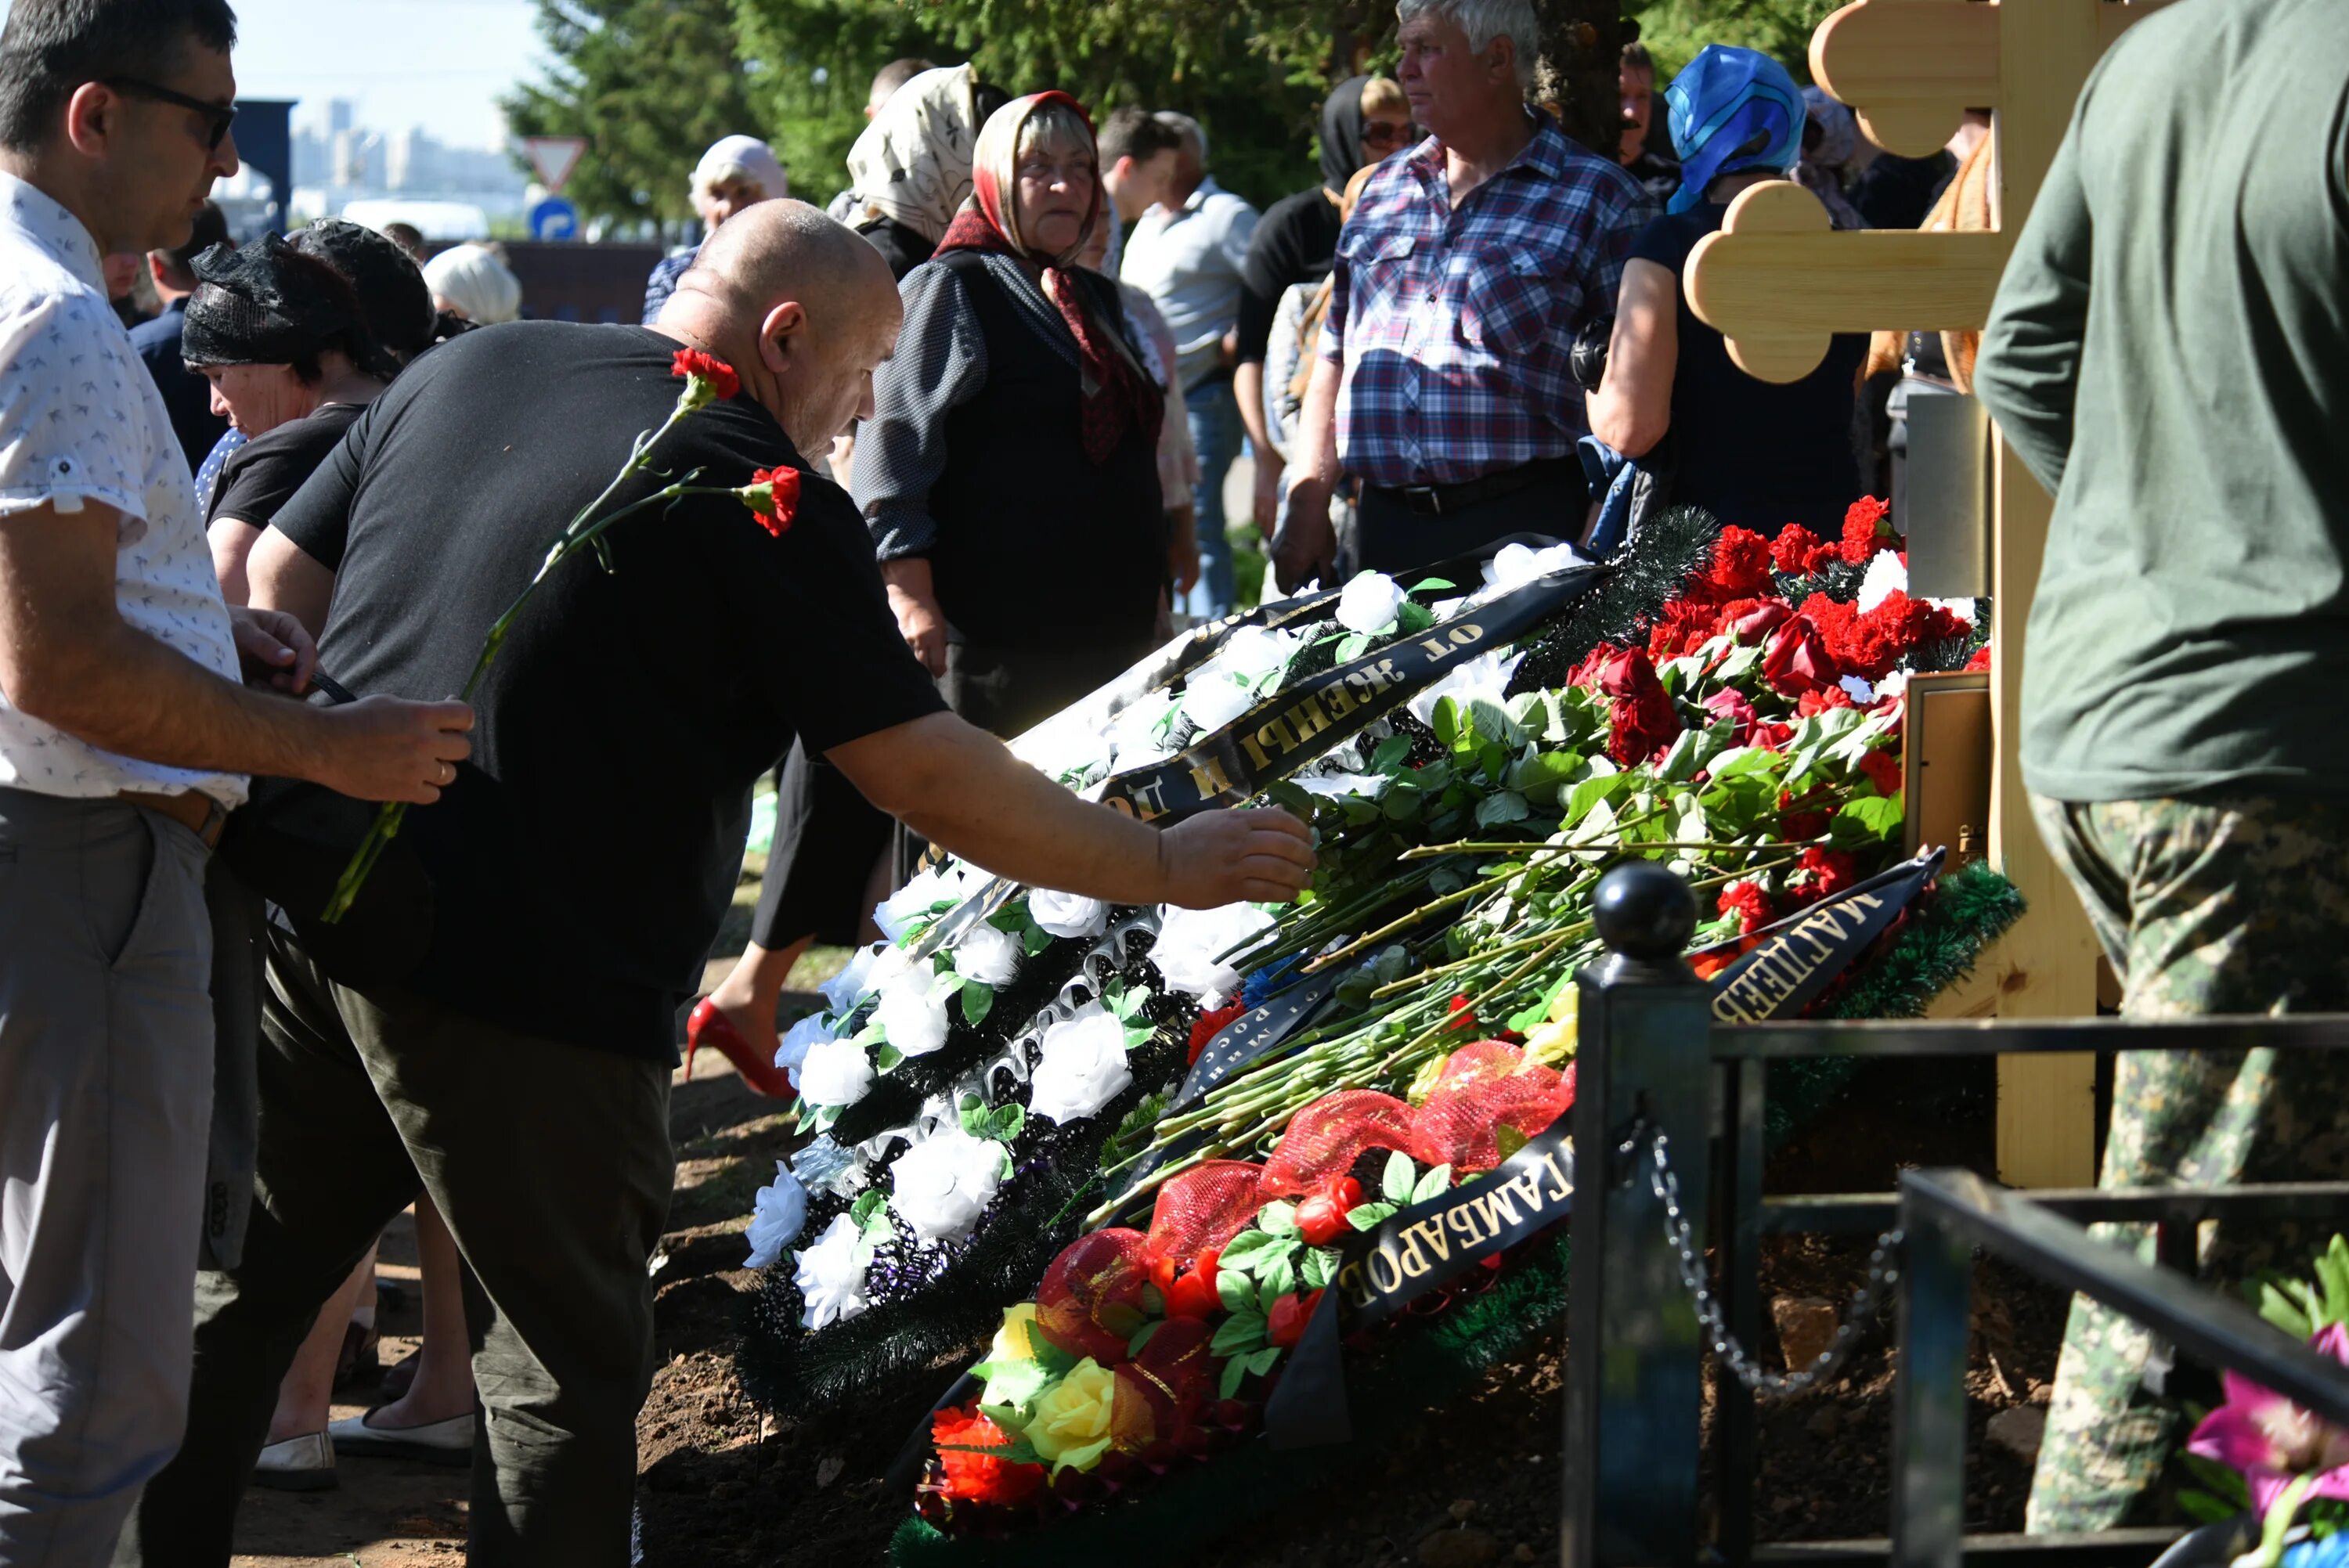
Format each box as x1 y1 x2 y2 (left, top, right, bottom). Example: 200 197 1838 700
958 1093 1026 1145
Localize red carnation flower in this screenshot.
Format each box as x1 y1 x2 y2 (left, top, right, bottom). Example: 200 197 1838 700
1186 1001 1247 1065
1645 597 1719 663
1858 748 1902 795
739 465 800 538
1965 644 1992 673
1796 845 1860 899
1778 788 1831 839
1841 496 1892 564
1719 880 1773 936
933 1406 1047 1507
1697 526 1773 601
1770 525 1820 575
1796 685 1854 718
669 348 740 404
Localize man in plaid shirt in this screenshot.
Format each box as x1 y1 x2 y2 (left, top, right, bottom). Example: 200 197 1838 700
1274 0 1654 587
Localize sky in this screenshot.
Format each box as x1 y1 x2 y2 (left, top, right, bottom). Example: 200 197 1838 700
0 0 549 150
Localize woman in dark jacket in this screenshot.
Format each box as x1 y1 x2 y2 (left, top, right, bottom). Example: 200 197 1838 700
859 90 1167 732
684 92 1167 1089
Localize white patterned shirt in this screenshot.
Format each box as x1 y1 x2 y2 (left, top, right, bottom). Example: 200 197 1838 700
0 171 246 807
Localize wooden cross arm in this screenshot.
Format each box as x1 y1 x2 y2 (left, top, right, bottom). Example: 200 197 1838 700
1683 182 2008 384
1810 0 1998 160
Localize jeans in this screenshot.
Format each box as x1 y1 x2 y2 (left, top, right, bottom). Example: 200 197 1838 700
1183 378 1244 620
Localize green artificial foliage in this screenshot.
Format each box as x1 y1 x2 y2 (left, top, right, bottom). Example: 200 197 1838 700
1510 503 1726 694
888 1234 1572 1568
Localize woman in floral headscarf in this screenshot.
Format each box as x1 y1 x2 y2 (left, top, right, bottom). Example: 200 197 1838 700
839 63 987 280
1586 45 1868 536
855 91 1168 735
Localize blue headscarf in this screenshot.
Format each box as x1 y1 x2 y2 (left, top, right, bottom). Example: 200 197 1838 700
1664 45 1806 214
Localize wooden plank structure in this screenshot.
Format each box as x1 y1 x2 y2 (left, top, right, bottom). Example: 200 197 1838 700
1682 0 2179 1186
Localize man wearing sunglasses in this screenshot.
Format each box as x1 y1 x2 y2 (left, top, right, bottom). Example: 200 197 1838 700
0 2 475 1559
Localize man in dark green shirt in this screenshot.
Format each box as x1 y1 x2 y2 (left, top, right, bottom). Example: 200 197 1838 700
1975 0 2349 1533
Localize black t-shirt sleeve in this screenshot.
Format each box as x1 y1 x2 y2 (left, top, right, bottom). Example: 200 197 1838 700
1235 196 1323 366
702 460 946 755
207 404 363 532
266 402 373 571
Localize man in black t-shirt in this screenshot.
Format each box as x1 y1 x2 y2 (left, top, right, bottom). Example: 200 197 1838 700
126 201 1315 1566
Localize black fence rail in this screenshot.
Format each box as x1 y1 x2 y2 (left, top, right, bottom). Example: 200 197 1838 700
1561 863 2349 1568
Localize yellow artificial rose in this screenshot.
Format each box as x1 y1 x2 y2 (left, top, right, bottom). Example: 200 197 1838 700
1023 1357 1122 1473
990 1303 1041 1365
1522 986 1579 1069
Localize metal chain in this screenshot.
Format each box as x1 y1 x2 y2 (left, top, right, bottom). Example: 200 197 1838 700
1636 1124 1905 1400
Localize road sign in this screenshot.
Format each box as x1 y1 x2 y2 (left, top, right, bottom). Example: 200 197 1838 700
521 135 587 196
528 196 579 241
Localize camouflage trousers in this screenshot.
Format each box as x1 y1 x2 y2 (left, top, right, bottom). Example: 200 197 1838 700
2024 791 2349 1533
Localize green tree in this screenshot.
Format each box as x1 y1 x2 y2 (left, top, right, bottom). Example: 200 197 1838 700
502 0 765 236
1629 0 1843 81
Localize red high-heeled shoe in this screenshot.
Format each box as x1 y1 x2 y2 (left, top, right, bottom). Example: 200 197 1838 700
684 998 798 1101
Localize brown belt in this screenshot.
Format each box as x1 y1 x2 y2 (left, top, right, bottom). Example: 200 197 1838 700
120 789 229 849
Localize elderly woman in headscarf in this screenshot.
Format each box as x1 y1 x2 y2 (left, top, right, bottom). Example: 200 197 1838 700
639 134 788 324
1586 45 1869 537
1795 85 1869 232
857 90 1166 729
187 234 406 604
424 243 522 326
687 95 1165 1088
1233 74 1409 532
838 63 987 282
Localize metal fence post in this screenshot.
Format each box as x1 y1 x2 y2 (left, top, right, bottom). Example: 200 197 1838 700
1563 863 1712 1568
1892 1205 1972 1568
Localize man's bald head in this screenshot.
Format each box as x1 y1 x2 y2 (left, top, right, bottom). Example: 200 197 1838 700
659 200 901 452
683 197 893 321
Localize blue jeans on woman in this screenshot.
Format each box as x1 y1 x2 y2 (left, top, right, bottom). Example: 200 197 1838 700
1183 378 1244 621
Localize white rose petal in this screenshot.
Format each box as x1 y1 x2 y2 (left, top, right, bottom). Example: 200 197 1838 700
1030 889 1110 940
794 1213 871 1329
1152 901 1277 1007
776 1011 835 1080
1335 570 1407 634
875 865 972 943
789 1135 868 1198
1296 771 1386 800
1928 596 1977 625
1405 647 1528 728
797 1037 875 1108
1856 548 1909 615
1479 541 1585 593
819 944 882 1011
744 1160 809 1268
1839 674 1877 705
889 1126 1007 1245
875 966 951 1057
1182 671 1256 732
1104 692 1180 770
1874 669 1910 703
1028 1008 1135 1123
951 921 1023 987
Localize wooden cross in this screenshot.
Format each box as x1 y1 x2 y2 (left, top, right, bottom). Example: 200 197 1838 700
1681 0 2177 1187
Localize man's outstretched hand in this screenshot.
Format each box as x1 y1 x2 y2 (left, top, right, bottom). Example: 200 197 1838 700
1156 807 1315 907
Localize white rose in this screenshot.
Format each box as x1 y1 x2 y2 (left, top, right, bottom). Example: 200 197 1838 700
820 944 882 1011
1839 674 1877 705
875 966 951 1058
1152 901 1277 1007
1028 1007 1135 1124
1405 647 1528 728
744 1161 809 1268
1335 570 1408 634
889 1126 1007 1245
951 921 1023 988
875 865 966 943
1183 671 1256 732
1029 889 1110 941
1212 625 1301 686
797 1036 875 1108
1105 691 1180 770
794 1213 871 1329
776 1011 835 1080
1295 771 1385 800
1479 541 1583 593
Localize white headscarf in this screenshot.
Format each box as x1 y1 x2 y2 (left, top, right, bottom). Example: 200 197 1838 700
691 135 789 208
843 64 978 245
422 243 521 325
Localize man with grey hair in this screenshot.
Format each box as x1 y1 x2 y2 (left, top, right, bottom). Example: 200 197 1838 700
1274 0 1654 586
1120 108 1257 619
